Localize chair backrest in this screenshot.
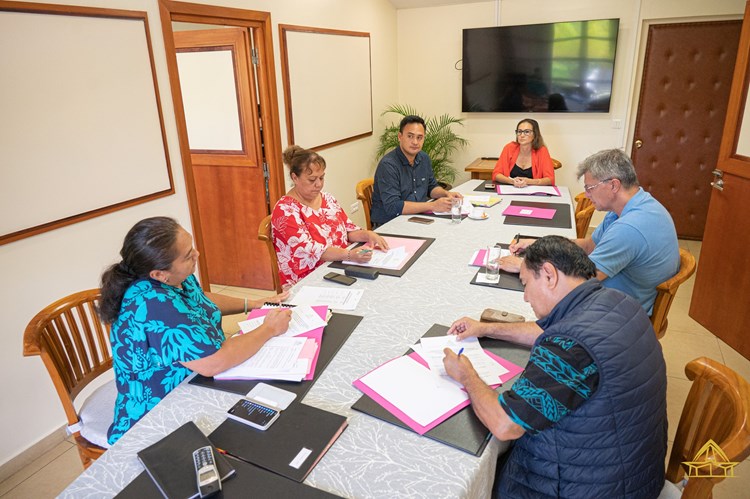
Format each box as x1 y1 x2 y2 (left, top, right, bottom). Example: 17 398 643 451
575 204 596 238
666 357 750 498
23 289 112 466
258 214 282 293
355 178 375 231
574 192 593 213
650 248 697 338
551 158 562 170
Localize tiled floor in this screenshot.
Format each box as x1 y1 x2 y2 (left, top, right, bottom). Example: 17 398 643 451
2 241 749 498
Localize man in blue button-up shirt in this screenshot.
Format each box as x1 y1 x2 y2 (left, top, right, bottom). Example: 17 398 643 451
370 115 462 226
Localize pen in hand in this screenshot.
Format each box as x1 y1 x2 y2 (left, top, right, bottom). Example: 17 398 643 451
457 347 464 357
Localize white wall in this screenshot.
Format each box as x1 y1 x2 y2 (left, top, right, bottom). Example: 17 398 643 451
1 0 397 468
396 0 745 227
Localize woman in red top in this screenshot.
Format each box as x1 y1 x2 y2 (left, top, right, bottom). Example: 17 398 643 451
492 118 555 187
271 146 388 288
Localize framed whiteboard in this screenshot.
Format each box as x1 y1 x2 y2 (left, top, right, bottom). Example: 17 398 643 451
0 2 173 245
279 25 372 150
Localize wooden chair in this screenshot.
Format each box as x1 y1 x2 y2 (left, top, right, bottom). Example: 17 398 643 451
552 158 562 170
665 357 750 497
573 192 595 238
355 178 375 230
23 289 112 468
258 214 282 293
651 248 697 339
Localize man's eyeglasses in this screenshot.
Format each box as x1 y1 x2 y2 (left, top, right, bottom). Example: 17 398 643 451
584 178 614 193
515 129 533 136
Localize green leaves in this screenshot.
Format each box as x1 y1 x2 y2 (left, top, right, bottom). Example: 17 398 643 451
376 104 468 184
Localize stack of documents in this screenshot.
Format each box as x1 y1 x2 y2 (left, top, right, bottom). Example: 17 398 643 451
214 305 328 381
353 336 522 435
496 185 561 196
463 194 502 208
291 286 363 310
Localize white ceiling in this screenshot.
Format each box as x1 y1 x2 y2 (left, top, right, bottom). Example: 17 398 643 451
389 0 492 10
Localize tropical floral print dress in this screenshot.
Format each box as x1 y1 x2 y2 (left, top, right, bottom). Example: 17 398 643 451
271 192 359 288
107 275 223 444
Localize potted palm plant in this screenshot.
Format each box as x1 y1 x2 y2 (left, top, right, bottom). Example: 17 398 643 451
375 104 469 188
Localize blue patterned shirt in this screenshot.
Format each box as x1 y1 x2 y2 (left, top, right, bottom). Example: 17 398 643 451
500 336 599 434
108 275 223 444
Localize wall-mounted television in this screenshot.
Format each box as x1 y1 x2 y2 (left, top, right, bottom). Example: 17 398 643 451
462 18 620 113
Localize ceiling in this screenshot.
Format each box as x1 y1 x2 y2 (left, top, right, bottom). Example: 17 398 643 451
389 0 492 10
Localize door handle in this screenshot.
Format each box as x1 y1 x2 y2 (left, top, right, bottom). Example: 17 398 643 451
711 169 724 191
634 139 643 149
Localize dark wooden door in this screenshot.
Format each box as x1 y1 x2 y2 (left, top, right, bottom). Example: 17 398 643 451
631 21 741 239
174 28 274 289
691 1 750 360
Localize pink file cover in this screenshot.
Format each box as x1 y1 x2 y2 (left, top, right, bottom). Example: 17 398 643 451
353 351 524 435
471 248 487 266
502 204 556 219
496 185 561 196
245 305 328 381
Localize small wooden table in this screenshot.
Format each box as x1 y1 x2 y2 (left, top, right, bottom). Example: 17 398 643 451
464 158 497 180
464 157 563 181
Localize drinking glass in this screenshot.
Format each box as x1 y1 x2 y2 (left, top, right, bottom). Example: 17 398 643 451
450 198 462 224
485 247 501 282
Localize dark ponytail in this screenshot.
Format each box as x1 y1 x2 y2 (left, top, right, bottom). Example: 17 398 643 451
98 217 181 324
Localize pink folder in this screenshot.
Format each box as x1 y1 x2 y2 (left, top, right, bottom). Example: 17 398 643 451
470 248 487 267
244 305 328 381
502 204 556 219
353 350 524 435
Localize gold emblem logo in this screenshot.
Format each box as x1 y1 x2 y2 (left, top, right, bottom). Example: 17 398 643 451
683 439 739 478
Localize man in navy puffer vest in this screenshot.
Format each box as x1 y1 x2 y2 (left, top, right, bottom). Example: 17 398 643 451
445 236 667 498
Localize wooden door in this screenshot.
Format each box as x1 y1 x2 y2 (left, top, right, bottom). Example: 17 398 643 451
631 21 741 239
174 28 274 289
690 1 750 360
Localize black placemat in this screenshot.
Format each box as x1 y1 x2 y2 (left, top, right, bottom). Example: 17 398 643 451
351 324 529 456
328 234 435 277
502 201 572 229
190 313 362 397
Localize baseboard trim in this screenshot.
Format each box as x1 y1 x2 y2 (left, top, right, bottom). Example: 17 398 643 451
0 425 68 484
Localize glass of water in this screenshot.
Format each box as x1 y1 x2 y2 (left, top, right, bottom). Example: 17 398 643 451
450 198 462 224
485 247 501 282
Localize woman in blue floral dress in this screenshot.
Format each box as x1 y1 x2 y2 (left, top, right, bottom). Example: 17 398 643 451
98 217 291 444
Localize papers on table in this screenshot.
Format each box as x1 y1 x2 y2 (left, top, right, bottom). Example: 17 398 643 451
238 305 327 338
215 336 314 381
496 185 561 196
469 248 511 267
502 204 556 220
353 334 522 434
291 286 363 310
342 246 407 269
356 355 468 427
412 336 508 386
463 194 502 208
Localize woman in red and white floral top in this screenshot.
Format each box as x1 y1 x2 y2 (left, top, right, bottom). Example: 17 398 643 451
271 146 388 288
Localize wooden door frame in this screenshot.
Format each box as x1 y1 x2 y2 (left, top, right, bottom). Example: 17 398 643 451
158 0 285 285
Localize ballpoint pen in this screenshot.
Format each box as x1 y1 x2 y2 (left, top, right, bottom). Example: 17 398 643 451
457 347 464 357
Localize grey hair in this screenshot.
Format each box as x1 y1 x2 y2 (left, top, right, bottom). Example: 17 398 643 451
576 149 639 189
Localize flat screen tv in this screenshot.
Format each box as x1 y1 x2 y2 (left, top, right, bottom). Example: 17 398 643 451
462 19 619 113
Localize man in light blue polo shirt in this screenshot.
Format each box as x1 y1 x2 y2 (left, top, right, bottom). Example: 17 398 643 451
503 148 679 314
575 148 679 314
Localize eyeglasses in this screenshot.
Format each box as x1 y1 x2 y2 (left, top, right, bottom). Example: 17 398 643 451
583 178 614 193
515 129 533 136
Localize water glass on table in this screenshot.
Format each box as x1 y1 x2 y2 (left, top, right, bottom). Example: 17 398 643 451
485 246 501 282
450 197 462 224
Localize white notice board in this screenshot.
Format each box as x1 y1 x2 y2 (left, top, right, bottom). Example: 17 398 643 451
0 4 173 245
280 25 372 150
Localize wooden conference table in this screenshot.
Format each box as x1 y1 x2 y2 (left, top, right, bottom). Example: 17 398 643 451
61 180 575 499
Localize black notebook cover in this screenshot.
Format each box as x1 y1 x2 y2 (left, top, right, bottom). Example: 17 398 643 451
351 324 529 456
136 421 235 499
117 455 341 499
209 402 348 483
502 201 572 229
190 313 362 397
470 267 524 292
